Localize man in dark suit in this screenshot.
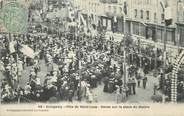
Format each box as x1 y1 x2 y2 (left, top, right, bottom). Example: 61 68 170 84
132 78 136 95
143 75 148 89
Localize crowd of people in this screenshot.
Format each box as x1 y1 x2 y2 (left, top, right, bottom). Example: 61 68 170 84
0 22 152 103
0 22 157 103
1 1 183 104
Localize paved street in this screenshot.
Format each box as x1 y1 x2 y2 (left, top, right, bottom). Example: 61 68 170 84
125 74 158 103
91 74 158 103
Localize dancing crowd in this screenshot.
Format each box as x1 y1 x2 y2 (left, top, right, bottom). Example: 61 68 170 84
1 2 183 103
0 22 160 103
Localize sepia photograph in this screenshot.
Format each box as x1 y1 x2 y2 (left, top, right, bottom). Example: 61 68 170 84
0 0 184 115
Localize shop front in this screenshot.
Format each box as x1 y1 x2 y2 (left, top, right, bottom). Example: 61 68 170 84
146 23 176 45
130 20 146 38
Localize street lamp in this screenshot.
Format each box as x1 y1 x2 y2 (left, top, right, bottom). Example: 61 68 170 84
137 21 147 68
121 12 126 87
153 46 158 70
160 1 168 103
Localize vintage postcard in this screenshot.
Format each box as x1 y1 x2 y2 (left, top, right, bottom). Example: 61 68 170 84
0 0 184 116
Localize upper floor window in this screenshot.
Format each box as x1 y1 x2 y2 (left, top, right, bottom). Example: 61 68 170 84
135 9 138 18
140 10 143 19
154 12 157 21
146 11 150 20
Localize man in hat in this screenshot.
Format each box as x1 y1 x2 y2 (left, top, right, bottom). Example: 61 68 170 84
127 78 132 95
90 75 97 88
68 89 74 102
178 81 184 93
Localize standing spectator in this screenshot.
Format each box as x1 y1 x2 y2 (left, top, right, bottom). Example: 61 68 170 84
136 73 142 87
77 86 82 101
143 75 148 89
127 78 132 95
108 78 114 93
121 86 127 102
103 77 109 92
178 81 184 93
132 78 136 95
86 88 93 103
90 75 97 88
68 89 74 102
115 86 121 103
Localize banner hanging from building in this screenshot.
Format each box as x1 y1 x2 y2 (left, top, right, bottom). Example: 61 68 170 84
165 6 172 26
20 44 35 58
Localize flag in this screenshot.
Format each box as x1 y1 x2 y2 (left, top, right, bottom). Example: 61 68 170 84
123 1 128 15
20 44 35 58
9 41 16 53
165 6 172 26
